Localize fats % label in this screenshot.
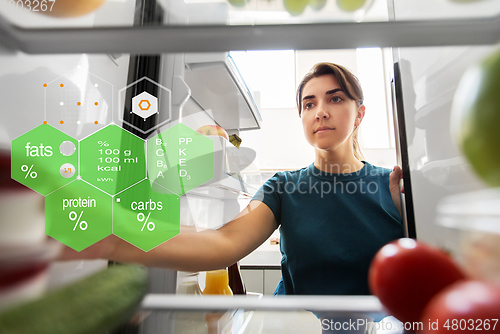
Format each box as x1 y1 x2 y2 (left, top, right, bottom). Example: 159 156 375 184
21 164 37 179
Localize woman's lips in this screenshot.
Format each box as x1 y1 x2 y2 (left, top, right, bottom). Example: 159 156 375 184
315 127 334 134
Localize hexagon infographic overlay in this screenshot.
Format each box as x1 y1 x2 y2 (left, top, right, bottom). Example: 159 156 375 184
118 77 171 134
80 124 146 195
113 179 180 252
147 123 214 195
45 180 112 252
11 124 78 195
11 120 220 251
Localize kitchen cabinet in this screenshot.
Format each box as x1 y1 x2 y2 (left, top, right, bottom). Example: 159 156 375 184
240 237 282 295
240 269 264 295
240 269 282 295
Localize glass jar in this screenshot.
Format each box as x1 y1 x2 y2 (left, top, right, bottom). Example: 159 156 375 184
174 271 208 334
176 271 202 295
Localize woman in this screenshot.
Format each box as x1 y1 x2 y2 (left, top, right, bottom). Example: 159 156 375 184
61 62 404 296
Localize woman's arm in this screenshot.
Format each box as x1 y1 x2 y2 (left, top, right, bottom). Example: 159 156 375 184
58 200 278 272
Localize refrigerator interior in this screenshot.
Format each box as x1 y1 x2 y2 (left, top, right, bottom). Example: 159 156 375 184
1 0 500 333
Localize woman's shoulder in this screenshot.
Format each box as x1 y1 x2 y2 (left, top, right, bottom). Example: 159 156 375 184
269 165 310 176
363 161 393 177
262 165 311 185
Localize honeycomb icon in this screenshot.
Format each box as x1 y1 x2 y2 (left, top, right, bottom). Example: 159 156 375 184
132 92 158 120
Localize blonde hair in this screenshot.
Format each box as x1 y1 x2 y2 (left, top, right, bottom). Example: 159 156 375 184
297 62 364 161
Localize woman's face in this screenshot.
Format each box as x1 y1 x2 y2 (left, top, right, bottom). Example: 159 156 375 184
300 74 364 153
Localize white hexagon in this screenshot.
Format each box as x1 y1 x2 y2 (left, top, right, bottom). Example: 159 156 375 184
132 92 158 120
117 77 172 134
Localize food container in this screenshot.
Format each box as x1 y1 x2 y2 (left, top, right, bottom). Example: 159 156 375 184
0 190 46 246
436 188 500 284
0 240 61 310
0 149 60 310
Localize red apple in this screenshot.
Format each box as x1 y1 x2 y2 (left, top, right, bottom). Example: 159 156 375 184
421 280 500 334
369 238 466 323
196 125 229 140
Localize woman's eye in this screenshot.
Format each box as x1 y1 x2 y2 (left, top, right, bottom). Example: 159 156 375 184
331 96 342 103
303 103 314 110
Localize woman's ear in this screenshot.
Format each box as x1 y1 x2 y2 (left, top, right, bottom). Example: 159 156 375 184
354 105 365 127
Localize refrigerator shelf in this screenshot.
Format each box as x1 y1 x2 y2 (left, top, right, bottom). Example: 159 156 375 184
141 294 383 313
0 0 499 29
437 188 500 235
0 15 499 54
437 188 500 284
1 0 500 54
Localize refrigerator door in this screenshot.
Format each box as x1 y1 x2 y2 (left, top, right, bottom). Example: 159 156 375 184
390 1 498 249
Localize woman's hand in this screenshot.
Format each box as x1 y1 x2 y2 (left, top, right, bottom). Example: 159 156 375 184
389 166 404 216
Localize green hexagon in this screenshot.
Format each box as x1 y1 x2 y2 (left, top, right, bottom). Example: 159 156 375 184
80 124 146 195
147 123 214 195
11 123 78 195
113 179 180 252
45 180 112 252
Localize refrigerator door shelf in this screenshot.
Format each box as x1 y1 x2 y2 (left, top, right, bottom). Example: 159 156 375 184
437 188 500 284
185 52 262 132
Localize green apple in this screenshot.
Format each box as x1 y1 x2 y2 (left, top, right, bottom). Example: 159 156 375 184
336 0 366 12
283 0 309 15
309 0 327 11
451 48 500 187
228 0 247 8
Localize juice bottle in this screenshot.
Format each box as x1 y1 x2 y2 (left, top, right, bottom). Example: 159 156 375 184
228 262 246 295
202 269 233 295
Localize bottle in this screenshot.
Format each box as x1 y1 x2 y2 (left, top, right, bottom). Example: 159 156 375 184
202 269 233 295
176 271 203 295
228 262 246 295
174 272 208 334
203 269 232 334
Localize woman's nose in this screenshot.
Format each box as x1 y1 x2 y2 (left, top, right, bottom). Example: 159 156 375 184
316 109 329 119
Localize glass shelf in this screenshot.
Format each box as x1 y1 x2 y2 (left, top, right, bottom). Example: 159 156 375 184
134 294 388 334
1 0 500 29
0 0 500 54
141 294 383 313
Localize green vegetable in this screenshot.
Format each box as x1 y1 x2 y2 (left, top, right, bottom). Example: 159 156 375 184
0 265 148 334
228 0 248 7
337 0 366 12
451 47 500 187
309 0 327 11
283 0 309 16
